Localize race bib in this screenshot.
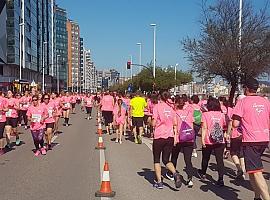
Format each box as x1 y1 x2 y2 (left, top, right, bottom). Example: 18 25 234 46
64 103 70 108
6 109 12 117
32 114 41 122
23 103 29 108
48 109 53 117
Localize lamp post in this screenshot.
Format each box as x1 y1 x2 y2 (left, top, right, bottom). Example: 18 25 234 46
57 55 60 93
42 41 48 93
130 55 133 80
19 23 25 80
136 42 142 72
238 0 243 91
174 63 179 95
150 24 156 79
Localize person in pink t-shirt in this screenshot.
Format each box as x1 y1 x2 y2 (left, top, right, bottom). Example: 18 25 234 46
5 91 20 149
232 78 270 200
144 95 153 137
18 90 31 129
51 92 61 134
84 93 93 120
27 95 48 156
167 97 195 187
42 94 57 150
198 97 226 187
70 93 77 114
101 92 115 134
152 91 182 189
61 92 72 126
0 92 8 154
113 98 126 144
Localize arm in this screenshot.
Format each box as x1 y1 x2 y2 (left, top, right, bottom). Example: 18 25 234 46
201 122 207 148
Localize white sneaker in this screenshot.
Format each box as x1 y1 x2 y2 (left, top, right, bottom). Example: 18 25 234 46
192 152 198 158
115 139 119 143
188 180 194 188
119 140 122 144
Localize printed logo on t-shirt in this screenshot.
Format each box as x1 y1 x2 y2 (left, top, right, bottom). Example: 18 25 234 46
252 103 265 114
163 109 171 118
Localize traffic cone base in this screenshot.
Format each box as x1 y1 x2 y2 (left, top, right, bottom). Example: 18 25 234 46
95 136 106 150
95 190 116 197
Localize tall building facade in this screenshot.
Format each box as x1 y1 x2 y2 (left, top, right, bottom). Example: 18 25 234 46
54 5 68 90
80 37 84 92
67 19 80 92
0 0 54 91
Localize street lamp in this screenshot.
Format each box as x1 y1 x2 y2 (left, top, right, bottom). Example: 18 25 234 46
150 23 156 79
136 42 142 72
19 23 25 81
57 55 60 93
42 41 48 93
174 63 179 95
130 55 133 80
238 0 243 92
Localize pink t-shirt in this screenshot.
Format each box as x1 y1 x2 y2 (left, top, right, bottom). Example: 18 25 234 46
42 102 56 124
85 97 93 107
229 107 242 138
233 96 270 143
19 96 31 111
153 101 176 139
61 96 72 109
176 109 194 143
202 111 226 145
0 97 8 122
113 105 126 125
101 95 114 111
71 96 76 103
144 99 153 116
27 104 47 131
6 98 19 118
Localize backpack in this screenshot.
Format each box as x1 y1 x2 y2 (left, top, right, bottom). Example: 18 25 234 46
179 121 195 142
209 122 224 144
193 110 202 125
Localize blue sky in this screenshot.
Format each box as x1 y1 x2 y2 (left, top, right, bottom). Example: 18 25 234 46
59 0 269 76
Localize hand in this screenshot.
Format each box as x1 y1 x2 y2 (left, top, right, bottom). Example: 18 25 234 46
202 142 206 148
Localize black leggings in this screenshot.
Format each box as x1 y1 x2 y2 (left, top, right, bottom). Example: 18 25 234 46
0 122 5 139
201 144 225 179
171 142 194 179
18 110 28 125
153 137 174 165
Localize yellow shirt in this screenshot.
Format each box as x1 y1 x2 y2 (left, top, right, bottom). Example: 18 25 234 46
130 96 147 117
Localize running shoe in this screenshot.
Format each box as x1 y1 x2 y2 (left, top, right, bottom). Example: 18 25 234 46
15 137 20 146
187 179 194 188
34 149 41 157
115 139 119 143
137 135 142 144
5 143 11 150
24 125 28 130
223 151 230 159
119 140 122 144
173 173 182 188
41 147 47 155
153 181 163 189
166 172 174 181
134 138 138 144
90 116 92 120
216 179 224 187
192 151 198 158
235 170 244 180
197 170 206 181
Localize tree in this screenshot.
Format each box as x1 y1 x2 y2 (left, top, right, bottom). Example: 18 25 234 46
109 64 192 92
182 0 270 103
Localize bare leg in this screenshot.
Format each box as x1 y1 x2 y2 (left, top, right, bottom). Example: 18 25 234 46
154 163 162 183
252 172 270 200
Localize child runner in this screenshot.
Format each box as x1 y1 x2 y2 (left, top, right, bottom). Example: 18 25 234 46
113 98 126 144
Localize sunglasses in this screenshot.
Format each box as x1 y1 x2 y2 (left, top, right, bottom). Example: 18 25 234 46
32 99 38 101
44 97 49 100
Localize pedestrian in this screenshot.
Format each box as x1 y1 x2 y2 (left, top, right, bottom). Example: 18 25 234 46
84 93 93 120
197 97 226 187
152 91 182 189
70 93 76 114
51 92 61 134
5 91 20 148
167 96 195 188
113 98 126 144
27 95 48 156
18 90 31 129
232 78 270 200
0 92 8 155
42 93 56 150
130 91 147 144
61 92 72 126
100 91 114 134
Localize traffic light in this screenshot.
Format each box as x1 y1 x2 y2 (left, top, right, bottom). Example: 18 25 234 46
127 61 131 69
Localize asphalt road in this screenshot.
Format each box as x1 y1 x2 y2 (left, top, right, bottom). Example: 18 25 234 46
0 107 269 200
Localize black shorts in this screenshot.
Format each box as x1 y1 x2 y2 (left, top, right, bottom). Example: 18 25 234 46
6 117 18 128
0 122 6 139
71 103 76 108
230 137 243 158
86 107 92 114
132 117 144 128
46 123 55 129
76 100 81 104
143 115 151 124
243 142 269 173
153 137 174 165
102 111 113 126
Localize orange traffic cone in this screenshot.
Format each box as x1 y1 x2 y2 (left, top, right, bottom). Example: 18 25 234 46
95 162 116 197
95 135 106 150
97 122 103 135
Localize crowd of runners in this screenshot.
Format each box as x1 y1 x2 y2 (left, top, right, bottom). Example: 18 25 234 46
0 77 269 200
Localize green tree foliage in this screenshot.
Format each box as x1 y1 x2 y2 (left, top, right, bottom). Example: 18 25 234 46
182 0 270 103
109 65 192 92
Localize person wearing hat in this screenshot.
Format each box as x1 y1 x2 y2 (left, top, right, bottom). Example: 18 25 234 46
232 78 270 200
